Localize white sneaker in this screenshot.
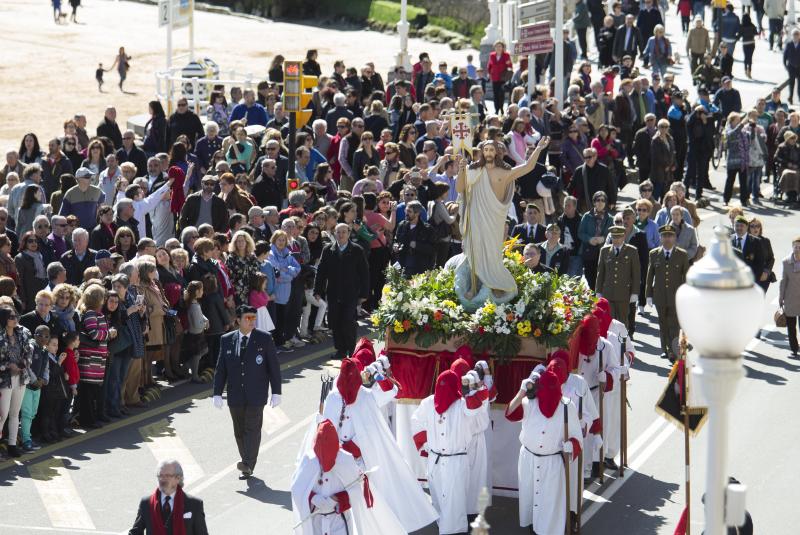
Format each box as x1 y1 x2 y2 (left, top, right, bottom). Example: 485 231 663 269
289 337 306 348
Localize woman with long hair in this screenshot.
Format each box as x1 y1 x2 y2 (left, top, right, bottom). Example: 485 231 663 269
19 133 44 165
155 248 185 381
0 305 35 457
111 227 137 261
0 235 18 284
143 100 168 156
14 231 48 313
225 230 259 306
352 132 380 182
268 55 285 85
16 185 47 236
137 260 169 382
313 163 338 203
397 124 418 168
267 230 300 349
206 90 231 137
109 46 132 91
80 139 106 180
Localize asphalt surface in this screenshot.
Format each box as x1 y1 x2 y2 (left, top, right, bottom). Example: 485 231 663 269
2 4 800 535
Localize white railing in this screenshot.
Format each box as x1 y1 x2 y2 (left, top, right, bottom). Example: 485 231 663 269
154 67 256 116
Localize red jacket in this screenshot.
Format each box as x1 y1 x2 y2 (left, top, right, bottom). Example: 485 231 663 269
62 348 79 386
487 51 513 82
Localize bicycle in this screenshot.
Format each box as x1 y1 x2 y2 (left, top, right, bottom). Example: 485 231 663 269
711 117 727 169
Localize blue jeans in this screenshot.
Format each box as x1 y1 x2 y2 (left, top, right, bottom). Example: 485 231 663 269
692 1 705 21
748 167 763 200
107 353 132 414
567 255 584 278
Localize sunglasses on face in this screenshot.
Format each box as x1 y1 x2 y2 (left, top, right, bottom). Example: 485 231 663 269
637 208 649 213
641 188 653 193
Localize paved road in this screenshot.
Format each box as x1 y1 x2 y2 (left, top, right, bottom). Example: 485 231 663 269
2 5 800 535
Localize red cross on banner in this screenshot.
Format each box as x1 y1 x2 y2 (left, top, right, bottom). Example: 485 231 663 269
450 113 473 154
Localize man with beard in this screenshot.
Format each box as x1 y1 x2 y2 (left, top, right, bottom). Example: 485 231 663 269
321 358 439 533
129 459 208 535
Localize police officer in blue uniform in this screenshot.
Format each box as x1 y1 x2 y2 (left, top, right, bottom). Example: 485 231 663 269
212 305 282 479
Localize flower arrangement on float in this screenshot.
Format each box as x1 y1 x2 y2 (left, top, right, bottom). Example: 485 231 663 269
371 241 596 360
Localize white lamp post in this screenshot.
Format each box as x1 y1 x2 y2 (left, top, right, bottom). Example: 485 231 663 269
396 0 412 71
482 0 502 46
676 226 764 535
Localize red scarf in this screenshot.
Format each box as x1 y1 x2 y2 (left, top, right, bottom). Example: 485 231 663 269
168 166 186 215
148 486 186 535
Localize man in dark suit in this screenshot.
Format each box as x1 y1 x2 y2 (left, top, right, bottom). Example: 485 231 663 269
116 130 148 177
393 201 436 277
314 223 370 359
646 225 690 360
178 176 229 234
129 459 208 535
512 203 547 245
732 216 765 280
612 14 643 63
213 305 282 479
60 228 96 286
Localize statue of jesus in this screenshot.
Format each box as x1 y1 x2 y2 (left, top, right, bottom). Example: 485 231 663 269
454 136 550 310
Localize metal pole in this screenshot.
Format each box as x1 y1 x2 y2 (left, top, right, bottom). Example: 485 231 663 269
790 0 797 33
189 0 195 62
683 407 691 535
555 0 564 108
527 53 536 97
396 0 411 70
695 357 742 535
288 112 297 180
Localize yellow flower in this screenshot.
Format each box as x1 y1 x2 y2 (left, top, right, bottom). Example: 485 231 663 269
371 314 380 327
382 285 392 296
393 320 404 334
442 300 457 309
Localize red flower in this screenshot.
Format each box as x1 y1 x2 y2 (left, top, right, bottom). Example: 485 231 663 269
478 326 485 334
433 310 443 321
423 324 432 332
402 319 412 330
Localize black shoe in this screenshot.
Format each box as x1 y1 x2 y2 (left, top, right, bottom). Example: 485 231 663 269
120 408 130 416
661 353 669 360
604 457 619 470
591 461 601 478
7 445 21 458
236 461 252 476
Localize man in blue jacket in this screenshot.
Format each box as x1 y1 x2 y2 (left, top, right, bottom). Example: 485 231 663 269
719 4 741 55
213 305 282 479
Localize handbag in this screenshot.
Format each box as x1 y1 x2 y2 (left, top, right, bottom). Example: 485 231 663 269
108 323 133 354
164 312 177 345
774 308 787 328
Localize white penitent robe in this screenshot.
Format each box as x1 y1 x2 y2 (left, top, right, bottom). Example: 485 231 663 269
291 451 406 535
517 397 582 535
411 395 485 535
459 166 517 294
322 387 438 533
466 397 491 514
562 374 599 512
605 320 634 458
576 337 623 465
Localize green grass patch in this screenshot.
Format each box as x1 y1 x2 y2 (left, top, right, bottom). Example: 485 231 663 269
428 15 483 47
368 0 428 27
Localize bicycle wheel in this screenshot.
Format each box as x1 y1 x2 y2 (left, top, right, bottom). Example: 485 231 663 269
711 135 721 169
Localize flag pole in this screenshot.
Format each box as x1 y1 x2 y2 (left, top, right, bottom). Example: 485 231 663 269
680 332 691 535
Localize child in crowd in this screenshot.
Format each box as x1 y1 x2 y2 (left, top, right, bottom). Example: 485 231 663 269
618 56 637 81
96 63 106 92
256 241 278 327
434 61 453 92
60 331 80 432
600 66 619 94
20 325 51 452
183 280 209 383
248 272 275 333
40 336 69 442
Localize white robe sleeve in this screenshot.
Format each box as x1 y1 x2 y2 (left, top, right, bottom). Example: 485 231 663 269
368 382 398 409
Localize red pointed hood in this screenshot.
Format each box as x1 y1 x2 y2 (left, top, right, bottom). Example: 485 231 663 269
434 370 461 415
595 297 611 316
537 369 562 418
313 419 340 472
453 345 475 363
570 314 599 365
450 357 473 378
593 307 612 338
546 352 569 385
351 337 376 371
337 359 362 405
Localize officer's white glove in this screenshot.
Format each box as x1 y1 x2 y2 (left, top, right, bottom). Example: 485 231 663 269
475 360 489 374
483 374 494 390
310 494 337 513
212 395 224 409
377 355 391 373
646 297 653 308
270 394 282 408
630 294 638 303
530 364 546 380
562 440 573 454
597 371 607 384
520 378 535 393
369 363 385 382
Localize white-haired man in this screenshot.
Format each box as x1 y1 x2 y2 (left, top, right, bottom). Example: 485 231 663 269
61 227 96 285
194 121 222 174
129 459 208 535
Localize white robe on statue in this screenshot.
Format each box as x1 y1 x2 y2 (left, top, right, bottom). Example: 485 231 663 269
576 337 623 465
604 319 634 458
562 374 598 512
459 166 517 294
321 387 438 533
291 450 406 535
412 395 485 535
517 397 582 534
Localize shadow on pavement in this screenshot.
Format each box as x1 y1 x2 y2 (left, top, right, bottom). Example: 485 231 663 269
744 350 800 372
235 476 292 510
744 365 788 385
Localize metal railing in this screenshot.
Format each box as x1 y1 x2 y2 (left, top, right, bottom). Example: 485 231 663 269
154 67 256 116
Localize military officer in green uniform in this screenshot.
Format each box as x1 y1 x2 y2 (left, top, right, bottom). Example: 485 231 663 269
645 224 690 361
596 225 641 330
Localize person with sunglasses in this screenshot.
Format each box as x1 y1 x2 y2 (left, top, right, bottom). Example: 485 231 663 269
166 98 204 150
0 306 35 458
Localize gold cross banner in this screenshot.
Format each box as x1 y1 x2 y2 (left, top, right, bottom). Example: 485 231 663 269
449 112 474 155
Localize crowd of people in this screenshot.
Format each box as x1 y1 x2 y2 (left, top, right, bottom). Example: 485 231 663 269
0 5 798 534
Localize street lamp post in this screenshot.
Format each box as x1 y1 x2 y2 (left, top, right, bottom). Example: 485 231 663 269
480 0 502 68
396 0 412 71
676 226 764 535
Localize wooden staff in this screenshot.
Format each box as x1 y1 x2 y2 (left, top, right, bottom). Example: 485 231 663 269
577 395 583 535
563 400 571 535
598 350 605 485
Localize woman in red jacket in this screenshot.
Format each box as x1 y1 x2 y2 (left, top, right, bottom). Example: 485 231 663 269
487 41 513 113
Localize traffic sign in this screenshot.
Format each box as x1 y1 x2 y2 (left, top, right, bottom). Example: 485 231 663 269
513 39 554 55
158 0 191 28
518 1 549 22
519 21 550 40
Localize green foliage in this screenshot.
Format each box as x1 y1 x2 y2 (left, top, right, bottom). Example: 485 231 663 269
368 0 428 27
